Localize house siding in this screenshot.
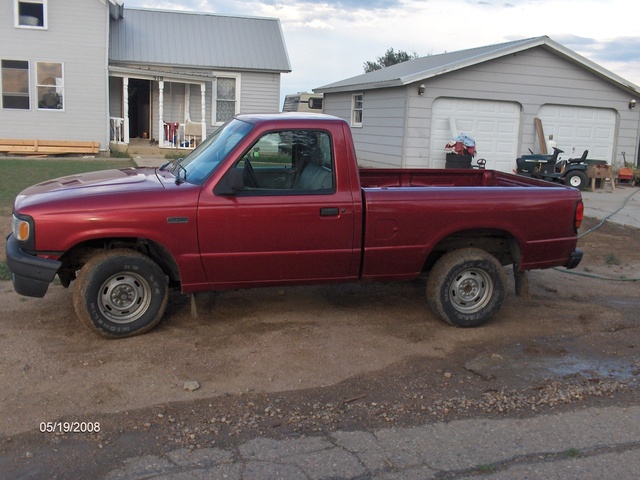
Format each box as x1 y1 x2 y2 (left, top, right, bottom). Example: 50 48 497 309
241 72 281 113
0 0 110 149
325 88 407 168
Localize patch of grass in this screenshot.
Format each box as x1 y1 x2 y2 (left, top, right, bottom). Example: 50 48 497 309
109 149 131 158
604 252 621 266
478 464 497 474
0 260 10 281
564 448 582 458
0 157 136 214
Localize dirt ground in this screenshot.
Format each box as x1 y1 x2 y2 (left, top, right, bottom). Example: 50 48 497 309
1 215 639 477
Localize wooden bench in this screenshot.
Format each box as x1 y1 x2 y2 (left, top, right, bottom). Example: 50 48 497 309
0 139 100 155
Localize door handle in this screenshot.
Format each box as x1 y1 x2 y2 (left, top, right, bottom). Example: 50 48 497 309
320 207 340 217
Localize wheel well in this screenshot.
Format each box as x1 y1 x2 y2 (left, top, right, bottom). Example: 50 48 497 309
423 229 516 272
57 238 181 288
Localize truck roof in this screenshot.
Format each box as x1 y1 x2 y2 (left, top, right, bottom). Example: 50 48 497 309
236 112 344 125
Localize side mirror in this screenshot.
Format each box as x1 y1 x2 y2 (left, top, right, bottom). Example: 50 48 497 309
214 169 244 196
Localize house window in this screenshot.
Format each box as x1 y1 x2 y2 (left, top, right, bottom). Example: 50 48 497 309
36 62 63 110
351 94 364 127
1 60 30 110
213 75 239 124
15 0 47 29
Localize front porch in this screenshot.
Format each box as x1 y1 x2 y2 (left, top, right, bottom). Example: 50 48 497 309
110 116 204 151
109 69 211 151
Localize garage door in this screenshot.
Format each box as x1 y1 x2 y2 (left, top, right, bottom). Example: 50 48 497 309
430 97 521 172
537 105 616 163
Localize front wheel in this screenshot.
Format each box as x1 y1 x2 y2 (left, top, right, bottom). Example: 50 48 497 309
73 249 168 338
564 170 588 190
426 248 507 327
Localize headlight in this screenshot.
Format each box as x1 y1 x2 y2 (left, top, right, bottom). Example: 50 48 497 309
12 214 32 242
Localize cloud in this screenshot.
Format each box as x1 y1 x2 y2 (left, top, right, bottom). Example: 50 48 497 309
123 0 640 96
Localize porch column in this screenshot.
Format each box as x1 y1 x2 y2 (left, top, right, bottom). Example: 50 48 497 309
123 77 130 144
200 83 207 139
158 79 165 146
184 87 191 122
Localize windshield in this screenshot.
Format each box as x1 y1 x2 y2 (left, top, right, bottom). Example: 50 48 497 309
167 119 254 185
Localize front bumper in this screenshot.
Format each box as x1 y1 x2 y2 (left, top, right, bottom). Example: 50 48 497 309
565 248 583 270
5 233 62 297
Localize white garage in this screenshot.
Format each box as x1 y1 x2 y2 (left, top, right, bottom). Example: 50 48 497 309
316 36 640 171
430 98 521 172
537 105 617 162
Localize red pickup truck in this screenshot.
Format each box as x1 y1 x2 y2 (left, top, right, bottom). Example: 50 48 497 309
7 113 584 338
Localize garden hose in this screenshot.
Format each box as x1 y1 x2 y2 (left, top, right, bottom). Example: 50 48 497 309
578 187 640 239
554 187 640 282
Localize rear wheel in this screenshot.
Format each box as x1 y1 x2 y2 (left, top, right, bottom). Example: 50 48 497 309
426 248 507 327
564 170 588 190
73 249 168 338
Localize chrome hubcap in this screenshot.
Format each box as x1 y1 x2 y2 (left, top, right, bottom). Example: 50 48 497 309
449 268 493 314
98 272 151 324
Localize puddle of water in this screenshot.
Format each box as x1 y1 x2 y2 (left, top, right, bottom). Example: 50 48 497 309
465 349 639 388
542 355 639 380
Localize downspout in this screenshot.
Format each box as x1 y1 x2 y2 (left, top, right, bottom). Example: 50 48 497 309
104 6 111 153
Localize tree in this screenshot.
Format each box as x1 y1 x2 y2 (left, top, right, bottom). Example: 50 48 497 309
363 48 419 73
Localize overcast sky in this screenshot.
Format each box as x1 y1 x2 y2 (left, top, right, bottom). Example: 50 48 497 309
124 0 640 107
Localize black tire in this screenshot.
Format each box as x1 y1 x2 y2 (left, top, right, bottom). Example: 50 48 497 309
564 170 588 190
426 248 507 327
73 249 168 338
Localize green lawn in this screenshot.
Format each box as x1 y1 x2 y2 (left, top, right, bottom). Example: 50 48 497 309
1 157 136 279
0 157 136 214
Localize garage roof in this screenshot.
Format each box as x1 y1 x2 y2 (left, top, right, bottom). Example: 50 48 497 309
315 36 639 95
109 8 291 73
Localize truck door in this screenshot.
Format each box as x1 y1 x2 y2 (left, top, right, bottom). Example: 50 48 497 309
197 129 358 288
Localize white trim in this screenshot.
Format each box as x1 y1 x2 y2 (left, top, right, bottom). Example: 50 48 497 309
1 59 31 110
14 0 48 30
351 93 364 127
36 61 64 111
211 71 241 126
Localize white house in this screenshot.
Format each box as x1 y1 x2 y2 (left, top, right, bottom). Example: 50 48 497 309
315 36 640 171
0 1 291 154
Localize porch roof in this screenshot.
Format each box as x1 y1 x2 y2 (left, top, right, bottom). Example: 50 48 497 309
108 65 215 84
109 8 291 73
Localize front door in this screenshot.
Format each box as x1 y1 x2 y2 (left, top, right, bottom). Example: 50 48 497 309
197 129 358 288
128 78 150 139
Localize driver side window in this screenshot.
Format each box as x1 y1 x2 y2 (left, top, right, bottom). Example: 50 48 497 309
235 130 335 194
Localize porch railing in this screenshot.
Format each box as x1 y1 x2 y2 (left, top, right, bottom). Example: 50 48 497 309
110 117 125 143
162 121 202 150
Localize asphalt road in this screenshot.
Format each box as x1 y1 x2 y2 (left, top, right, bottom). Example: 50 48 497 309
100 404 640 480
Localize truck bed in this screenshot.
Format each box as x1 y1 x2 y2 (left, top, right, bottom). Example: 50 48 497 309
358 168 561 189
357 167 583 279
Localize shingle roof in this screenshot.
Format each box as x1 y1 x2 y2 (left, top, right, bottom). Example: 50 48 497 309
315 36 639 95
109 8 291 73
